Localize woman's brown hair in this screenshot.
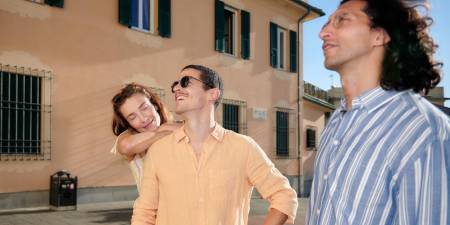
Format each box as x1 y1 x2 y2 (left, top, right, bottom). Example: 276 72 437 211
111 83 168 136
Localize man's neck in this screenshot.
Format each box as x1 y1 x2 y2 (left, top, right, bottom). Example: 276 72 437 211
338 60 382 110
183 107 216 145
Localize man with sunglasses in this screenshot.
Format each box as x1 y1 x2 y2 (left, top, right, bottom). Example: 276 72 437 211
131 64 298 225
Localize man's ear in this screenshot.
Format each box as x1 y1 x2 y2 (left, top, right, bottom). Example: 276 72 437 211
373 28 391 46
208 88 220 103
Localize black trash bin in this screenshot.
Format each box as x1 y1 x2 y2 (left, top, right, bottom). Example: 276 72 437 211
49 170 77 210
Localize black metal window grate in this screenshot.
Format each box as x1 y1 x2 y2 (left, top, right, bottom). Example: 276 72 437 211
223 103 239 133
0 64 51 161
306 128 316 149
220 99 247 134
1 72 41 155
276 111 289 156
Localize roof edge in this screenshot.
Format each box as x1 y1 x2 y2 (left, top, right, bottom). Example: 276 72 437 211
291 0 325 17
303 94 336 110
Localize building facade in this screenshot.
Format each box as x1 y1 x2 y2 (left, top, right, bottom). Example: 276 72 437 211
0 0 324 209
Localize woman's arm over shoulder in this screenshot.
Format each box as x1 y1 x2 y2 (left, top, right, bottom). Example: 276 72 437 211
157 122 183 132
117 128 175 157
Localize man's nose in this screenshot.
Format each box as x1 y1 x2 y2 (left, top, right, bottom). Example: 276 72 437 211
319 24 332 40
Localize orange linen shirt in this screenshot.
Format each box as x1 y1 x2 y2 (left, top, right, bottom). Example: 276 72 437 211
132 124 298 225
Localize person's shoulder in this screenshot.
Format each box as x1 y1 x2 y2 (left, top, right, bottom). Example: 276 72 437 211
147 131 177 157
402 91 450 136
223 129 260 149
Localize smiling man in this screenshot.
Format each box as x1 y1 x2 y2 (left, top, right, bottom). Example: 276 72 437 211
131 65 298 225
307 0 449 225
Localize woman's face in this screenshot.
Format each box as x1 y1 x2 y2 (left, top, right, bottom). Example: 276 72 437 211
119 93 161 133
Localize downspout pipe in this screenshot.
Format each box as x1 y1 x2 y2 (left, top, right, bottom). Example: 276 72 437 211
297 7 311 198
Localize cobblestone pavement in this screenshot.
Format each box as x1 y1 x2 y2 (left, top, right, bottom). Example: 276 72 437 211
0 198 309 225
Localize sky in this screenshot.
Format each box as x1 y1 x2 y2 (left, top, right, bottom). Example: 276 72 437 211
303 0 450 107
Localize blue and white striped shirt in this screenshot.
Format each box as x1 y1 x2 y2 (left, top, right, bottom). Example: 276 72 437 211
307 87 450 225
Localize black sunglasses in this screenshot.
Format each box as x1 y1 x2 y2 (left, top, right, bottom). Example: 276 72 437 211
171 76 210 93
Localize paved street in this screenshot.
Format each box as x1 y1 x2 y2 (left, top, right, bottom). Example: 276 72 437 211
0 198 309 225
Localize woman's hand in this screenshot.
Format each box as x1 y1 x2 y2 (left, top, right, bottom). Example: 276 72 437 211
157 123 182 132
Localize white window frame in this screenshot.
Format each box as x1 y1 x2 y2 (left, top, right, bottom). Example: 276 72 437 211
130 0 155 34
27 0 45 4
277 27 287 69
223 5 238 56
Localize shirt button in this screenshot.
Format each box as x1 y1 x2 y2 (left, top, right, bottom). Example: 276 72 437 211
316 209 320 215
324 174 328 180
333 139 339 145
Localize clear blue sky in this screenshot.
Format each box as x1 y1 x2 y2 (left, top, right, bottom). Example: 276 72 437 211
303 0 450 107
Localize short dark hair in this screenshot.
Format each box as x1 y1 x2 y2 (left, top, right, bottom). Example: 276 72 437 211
182 64 224 108
340 0 442 95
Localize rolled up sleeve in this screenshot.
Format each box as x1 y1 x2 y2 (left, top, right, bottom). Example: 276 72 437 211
246 138 298 224
131 150 159 225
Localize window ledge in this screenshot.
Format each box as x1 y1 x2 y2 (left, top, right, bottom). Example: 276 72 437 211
274 68 295 80
130 27 156 36
220 52 238 58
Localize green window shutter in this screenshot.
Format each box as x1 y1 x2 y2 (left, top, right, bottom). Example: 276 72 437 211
215 0 225 52
240 10 250 59
118 0 131 26
290 30 297 72
45 0 64 8
158 0 171 38
270 22 278 68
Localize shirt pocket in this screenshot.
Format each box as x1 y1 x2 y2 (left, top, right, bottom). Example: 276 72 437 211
208 169 237 201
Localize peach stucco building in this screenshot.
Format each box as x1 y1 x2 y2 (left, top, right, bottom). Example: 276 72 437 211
0 0 328 209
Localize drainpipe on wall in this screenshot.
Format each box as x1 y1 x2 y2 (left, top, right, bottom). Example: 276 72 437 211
297 7 311 198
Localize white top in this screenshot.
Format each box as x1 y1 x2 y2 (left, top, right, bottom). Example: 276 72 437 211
110 132 144 193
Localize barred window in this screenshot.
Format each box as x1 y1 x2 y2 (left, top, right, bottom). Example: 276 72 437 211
273 107 296 158
0 65 51 161
306 128 316 149
223 103 239 132
219 99 247 134
276 111 289 156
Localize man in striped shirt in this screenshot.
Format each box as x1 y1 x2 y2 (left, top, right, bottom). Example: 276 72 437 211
307 0 449 225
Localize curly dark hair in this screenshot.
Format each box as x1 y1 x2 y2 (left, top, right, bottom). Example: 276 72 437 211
111 83 169 136
340 0 442 95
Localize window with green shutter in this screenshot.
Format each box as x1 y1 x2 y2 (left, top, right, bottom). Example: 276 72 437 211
276 111 289 156
223 7 236 55
215 1 250 59
241 10 250 59
270 22 293 70
118 0 170 38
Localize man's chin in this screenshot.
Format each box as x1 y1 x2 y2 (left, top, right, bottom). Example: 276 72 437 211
324 61 338 71
174 107 185 115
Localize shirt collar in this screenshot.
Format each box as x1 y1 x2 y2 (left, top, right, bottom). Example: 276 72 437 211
338 86 402 114
173 122 225 143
